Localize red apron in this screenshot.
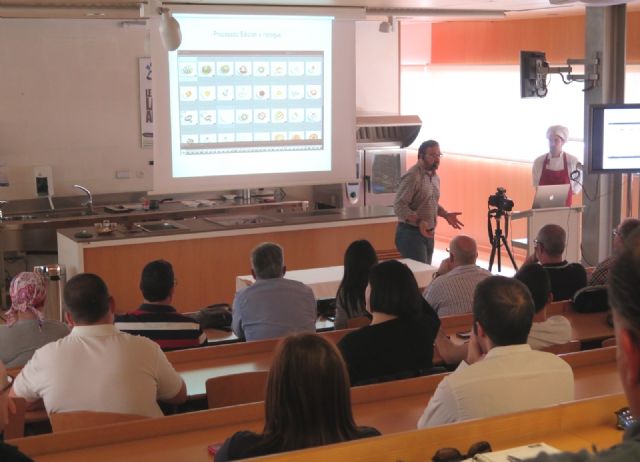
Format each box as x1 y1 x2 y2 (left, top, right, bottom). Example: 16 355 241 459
539 152 572 206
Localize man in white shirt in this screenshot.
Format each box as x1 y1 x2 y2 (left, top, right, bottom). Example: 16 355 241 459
424 235 491 316
418 276 574 428
11 273 187 418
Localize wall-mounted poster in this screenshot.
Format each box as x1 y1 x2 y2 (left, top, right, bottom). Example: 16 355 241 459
139 57 153 148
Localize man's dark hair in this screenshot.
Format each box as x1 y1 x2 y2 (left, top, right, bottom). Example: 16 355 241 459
417 140 439 160
64 273 110 324
609 228 640 333
140 260 174 302
473 276 535 346
514 263 551 313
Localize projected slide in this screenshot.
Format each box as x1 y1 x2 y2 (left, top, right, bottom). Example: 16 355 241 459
177 51 324 151
602 107 640 170
168 14 333 179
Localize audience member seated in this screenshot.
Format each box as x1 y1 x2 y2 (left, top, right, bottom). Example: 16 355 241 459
11 273 186 417
418 276 574 428
515 263 571 350
526 224 586 301
114 260 206 350
232 242 316 341
215 333 380 461
588 218 640 286
0 272 69 368
424 235 491 316
525 229 640 461
334 240 378 329
0 361 33 461
338 260 440 385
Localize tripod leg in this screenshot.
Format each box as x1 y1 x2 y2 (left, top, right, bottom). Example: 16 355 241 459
496 231 502 272
500 235 519 271
488 236 498 271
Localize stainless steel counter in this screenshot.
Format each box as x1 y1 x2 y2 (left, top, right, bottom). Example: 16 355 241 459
57 205 397 244
0 199 307 253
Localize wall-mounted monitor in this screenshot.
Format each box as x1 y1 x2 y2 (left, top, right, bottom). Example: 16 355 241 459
590 103 640 173
520 50 548 98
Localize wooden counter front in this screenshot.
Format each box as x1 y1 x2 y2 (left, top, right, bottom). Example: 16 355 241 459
58 216 397 313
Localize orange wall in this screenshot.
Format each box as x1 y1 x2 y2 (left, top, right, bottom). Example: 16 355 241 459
431 153 580 261
426 12 640 65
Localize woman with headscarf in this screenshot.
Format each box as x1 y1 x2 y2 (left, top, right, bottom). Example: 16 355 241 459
532 125 582 206
0 272 69 368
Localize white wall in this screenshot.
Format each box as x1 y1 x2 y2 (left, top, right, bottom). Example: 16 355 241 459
0 18 400 201
0 19 154 200
355 20 399 115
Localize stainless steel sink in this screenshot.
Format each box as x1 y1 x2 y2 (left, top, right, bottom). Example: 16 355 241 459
135 221 189 232
2 215 37 221
205 215 282 227
290 210 342 217
3 209 97 221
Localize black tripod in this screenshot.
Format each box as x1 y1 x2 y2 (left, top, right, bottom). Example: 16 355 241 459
487 208 518 272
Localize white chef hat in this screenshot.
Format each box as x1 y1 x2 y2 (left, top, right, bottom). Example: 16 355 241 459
546 125 569 141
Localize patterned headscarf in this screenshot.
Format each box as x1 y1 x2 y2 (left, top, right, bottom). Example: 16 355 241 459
7 272 48 327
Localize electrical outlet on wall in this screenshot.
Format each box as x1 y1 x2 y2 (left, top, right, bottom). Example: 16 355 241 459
34 166 54 197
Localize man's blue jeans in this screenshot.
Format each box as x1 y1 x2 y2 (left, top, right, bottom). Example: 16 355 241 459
395 222 434 264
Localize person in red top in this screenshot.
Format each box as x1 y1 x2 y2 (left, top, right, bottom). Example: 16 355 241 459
532 125 582 206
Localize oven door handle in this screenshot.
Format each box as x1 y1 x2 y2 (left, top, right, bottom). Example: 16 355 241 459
364 175 371 193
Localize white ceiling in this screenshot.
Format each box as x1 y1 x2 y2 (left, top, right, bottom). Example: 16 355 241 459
0 0 638 20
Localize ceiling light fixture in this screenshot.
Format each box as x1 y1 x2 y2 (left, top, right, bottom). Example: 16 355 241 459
159 7 181 51
379 16 395 33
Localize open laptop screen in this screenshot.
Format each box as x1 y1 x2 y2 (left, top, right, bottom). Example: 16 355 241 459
532 184 570 209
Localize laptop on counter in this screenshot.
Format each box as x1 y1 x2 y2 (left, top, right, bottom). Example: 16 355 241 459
532 184 571 209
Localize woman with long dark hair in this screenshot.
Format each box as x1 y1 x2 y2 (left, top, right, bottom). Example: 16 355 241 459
334 240 378 329
338 260 440 385
215 334 380 461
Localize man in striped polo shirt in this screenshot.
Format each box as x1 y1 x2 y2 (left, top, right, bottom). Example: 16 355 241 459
424 235 491 317
115 260 207 350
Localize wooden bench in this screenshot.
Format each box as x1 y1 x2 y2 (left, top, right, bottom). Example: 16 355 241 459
10 390 625 462
9 347 621 461
169 328 354 398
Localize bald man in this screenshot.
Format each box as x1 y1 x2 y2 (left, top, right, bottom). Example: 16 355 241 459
424 235 491 316
0 361 33 461
526 224 587 301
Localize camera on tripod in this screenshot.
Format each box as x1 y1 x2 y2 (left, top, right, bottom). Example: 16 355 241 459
488 187 514 213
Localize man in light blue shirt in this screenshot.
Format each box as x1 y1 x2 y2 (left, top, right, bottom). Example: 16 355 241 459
232 242 317 341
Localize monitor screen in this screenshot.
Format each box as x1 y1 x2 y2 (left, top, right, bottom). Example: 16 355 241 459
590 104 640 173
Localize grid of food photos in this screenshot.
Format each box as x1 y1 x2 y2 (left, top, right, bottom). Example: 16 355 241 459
177 52 324 150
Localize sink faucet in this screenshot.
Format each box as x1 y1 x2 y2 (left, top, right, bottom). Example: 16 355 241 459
0 200 7 221
73 184 93 215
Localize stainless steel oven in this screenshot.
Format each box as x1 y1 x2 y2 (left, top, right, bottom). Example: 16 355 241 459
315 115 421 208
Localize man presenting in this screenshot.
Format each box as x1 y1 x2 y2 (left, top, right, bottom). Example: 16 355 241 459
394 140 463 264
532 125 582 206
